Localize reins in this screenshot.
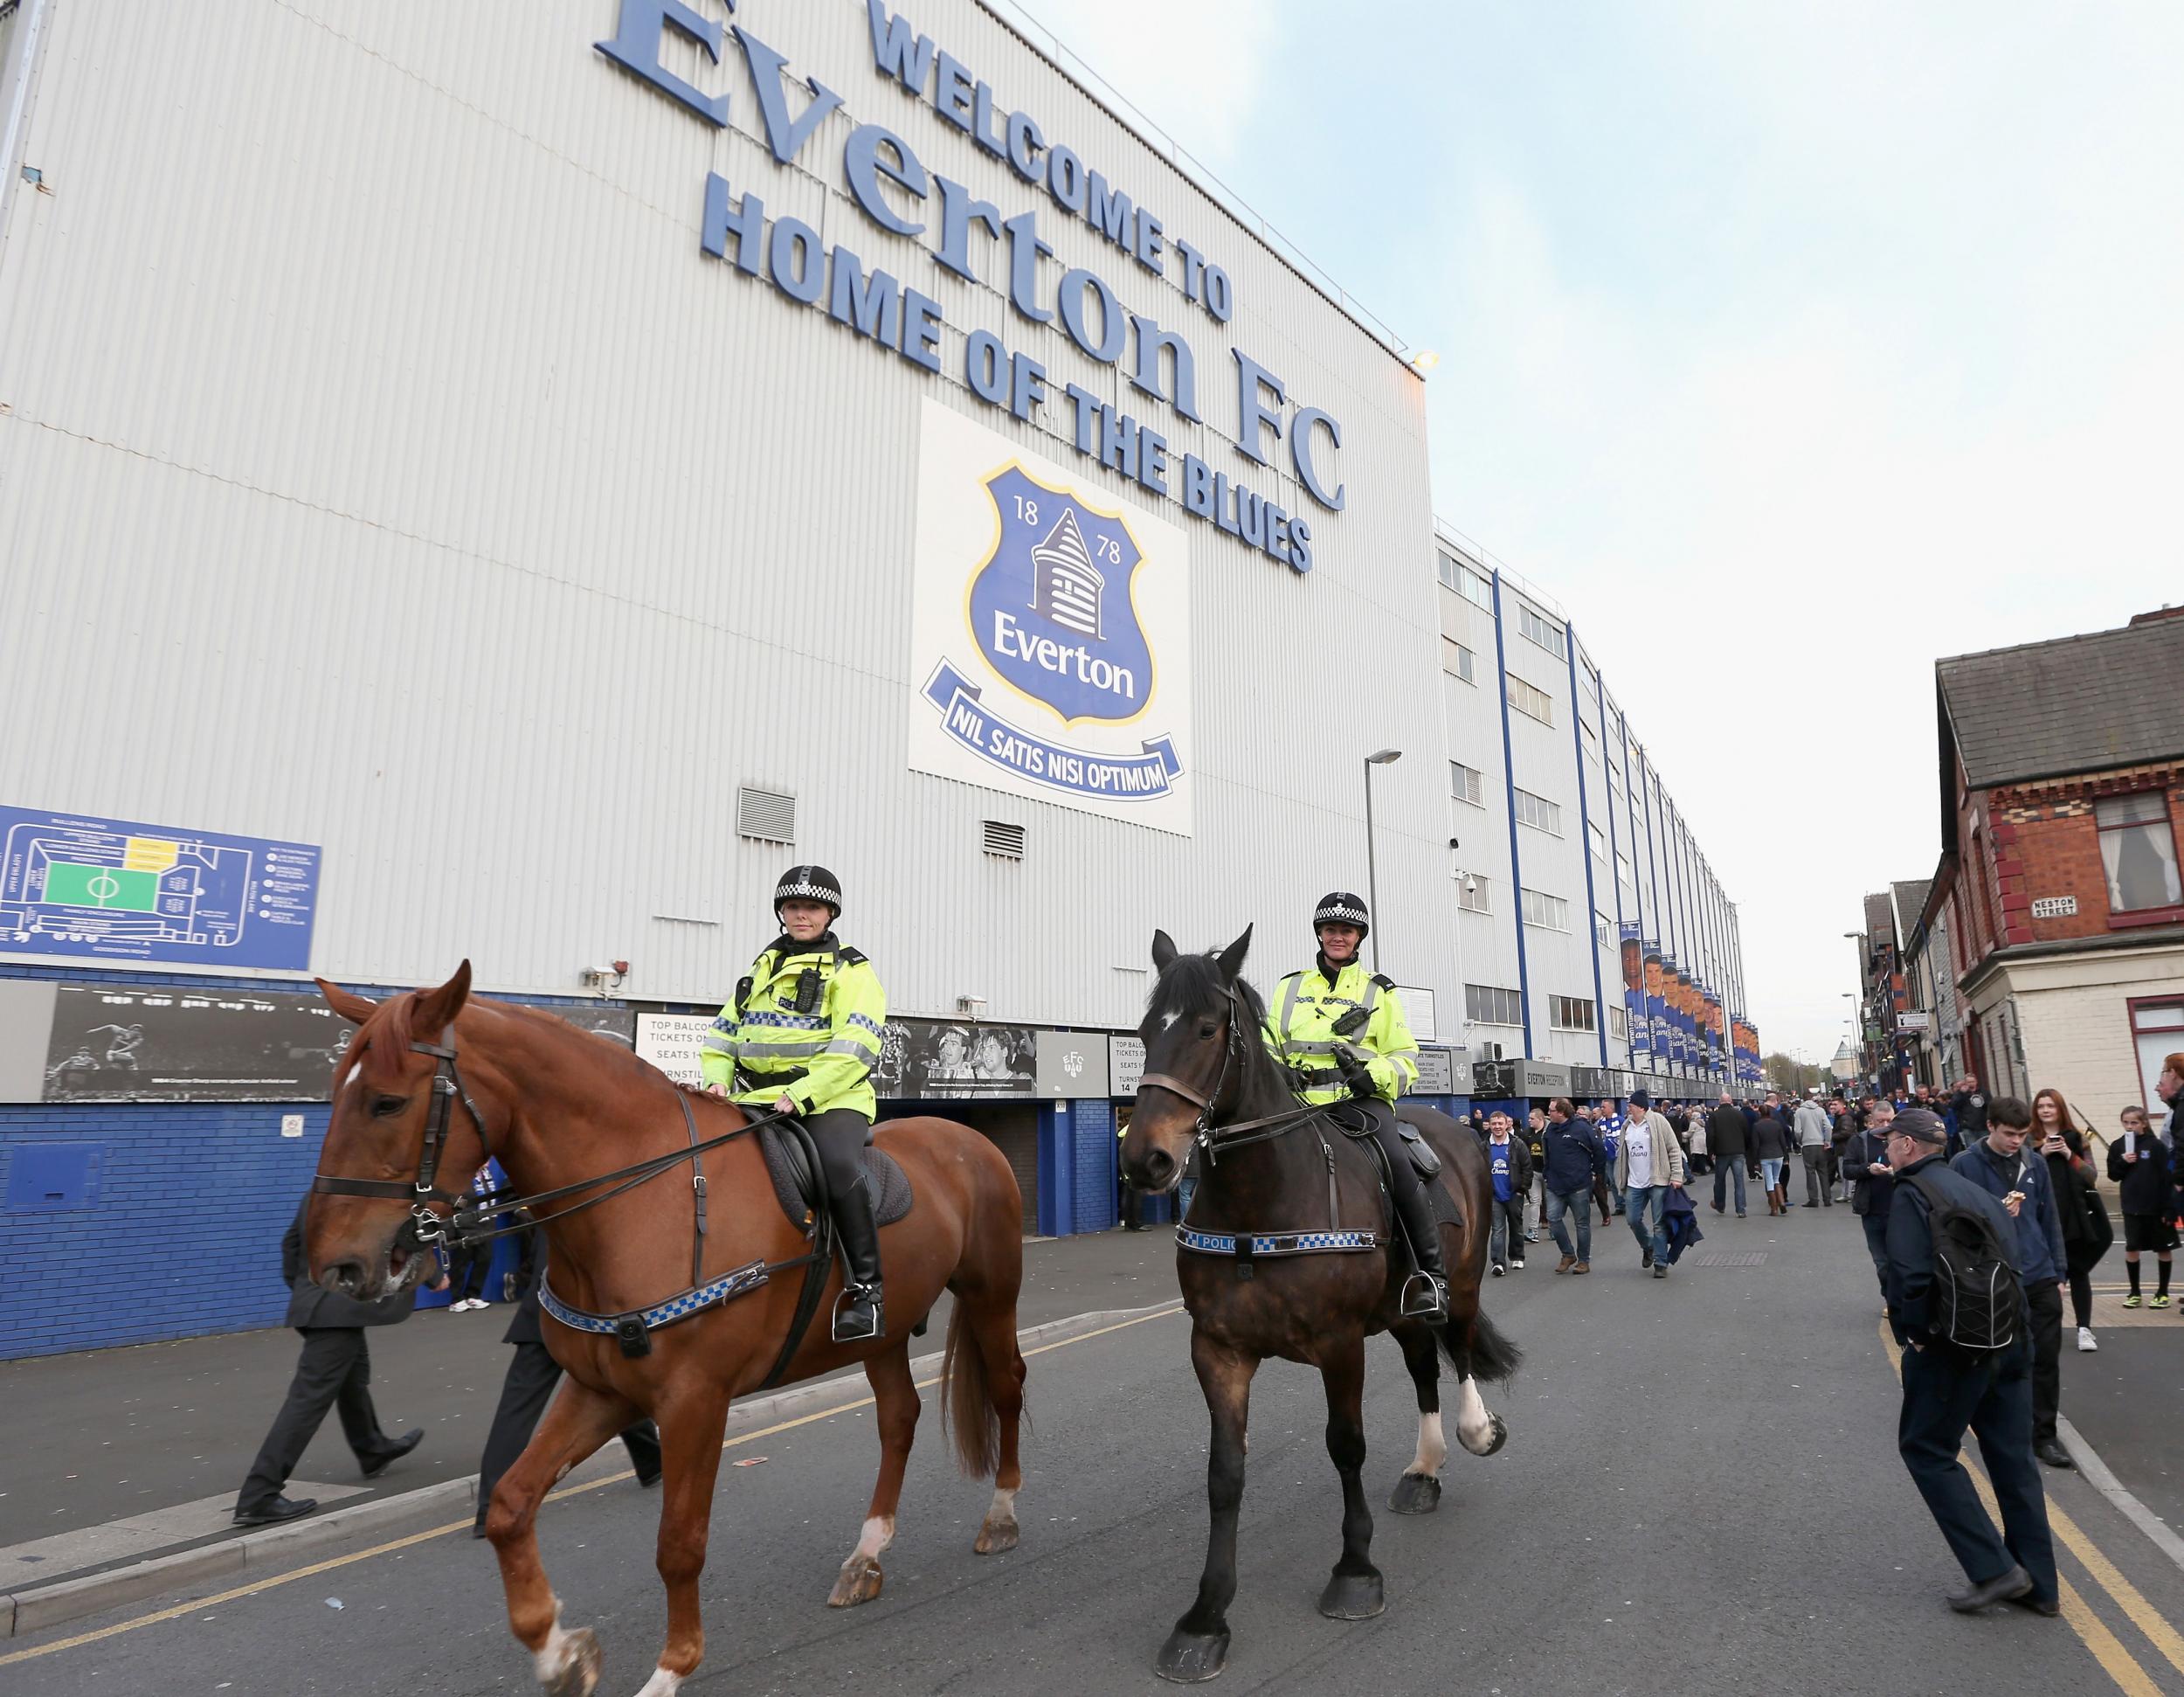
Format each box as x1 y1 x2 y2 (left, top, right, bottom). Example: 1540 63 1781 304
311 1029 792 1249
1138 980 1333 1167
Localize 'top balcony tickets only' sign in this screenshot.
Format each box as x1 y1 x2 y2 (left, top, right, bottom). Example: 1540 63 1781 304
595 0 1353 571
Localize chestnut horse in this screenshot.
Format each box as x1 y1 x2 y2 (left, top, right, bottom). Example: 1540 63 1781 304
307 965 1026 1697
1119 930 1519 1682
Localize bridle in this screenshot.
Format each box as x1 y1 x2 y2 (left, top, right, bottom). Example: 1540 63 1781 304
312 1031 488 1250
310 1028 792 1254
1138 979 1330 1166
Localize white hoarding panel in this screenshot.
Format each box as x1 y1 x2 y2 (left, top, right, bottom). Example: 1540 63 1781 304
909 401 1193 836
1395 984 1437 1042
638 1012 713 1087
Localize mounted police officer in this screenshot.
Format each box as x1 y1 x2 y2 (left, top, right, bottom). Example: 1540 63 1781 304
702 866 889 1342
1262 892 1446 1319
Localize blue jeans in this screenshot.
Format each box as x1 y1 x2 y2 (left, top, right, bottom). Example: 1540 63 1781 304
1759 1157 1785 1194
1626 1183 1669 1264
1546 1187 1593 1261
1713 1159 1746 1214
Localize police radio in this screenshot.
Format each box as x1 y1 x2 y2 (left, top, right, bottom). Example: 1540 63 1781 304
1330 1005 1371 1038
792 968 822 1015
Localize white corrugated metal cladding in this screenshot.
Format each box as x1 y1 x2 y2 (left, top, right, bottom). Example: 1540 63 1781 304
0 0 1454 1034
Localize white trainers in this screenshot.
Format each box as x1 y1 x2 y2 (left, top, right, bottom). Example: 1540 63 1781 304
2077 1326 2098 1353
1510 1258 1525 1271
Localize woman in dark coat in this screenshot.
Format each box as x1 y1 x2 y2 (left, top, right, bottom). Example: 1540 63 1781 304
2034 1088 2110 1351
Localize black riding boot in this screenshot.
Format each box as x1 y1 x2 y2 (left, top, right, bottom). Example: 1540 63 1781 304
829 1178 886 1342
1368 1112 1449 1320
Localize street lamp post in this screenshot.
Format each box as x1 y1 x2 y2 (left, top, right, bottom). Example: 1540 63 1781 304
1364 749 1401 973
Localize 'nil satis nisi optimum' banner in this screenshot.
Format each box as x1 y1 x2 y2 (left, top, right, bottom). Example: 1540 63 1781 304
909 401 1194 836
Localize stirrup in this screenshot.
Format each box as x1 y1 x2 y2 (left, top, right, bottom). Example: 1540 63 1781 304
832 1284 884 1342
1399 1271 1448 1320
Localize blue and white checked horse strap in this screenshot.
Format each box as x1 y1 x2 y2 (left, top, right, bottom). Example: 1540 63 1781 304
1176 1226 1382 1257
538 1256 772 1337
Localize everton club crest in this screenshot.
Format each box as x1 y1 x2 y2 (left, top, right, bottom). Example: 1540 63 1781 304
919 458 1185 813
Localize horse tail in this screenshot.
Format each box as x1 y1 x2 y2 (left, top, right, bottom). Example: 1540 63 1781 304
1442 1306 1523 1386
941 1302 1001 1479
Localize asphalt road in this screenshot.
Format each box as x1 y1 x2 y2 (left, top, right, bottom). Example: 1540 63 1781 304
8 1207 2184 1696
0 1228 1183 1572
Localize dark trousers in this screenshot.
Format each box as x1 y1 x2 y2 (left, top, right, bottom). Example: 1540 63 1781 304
476 1340 662 1529
2026 1278 2063 1444
1861 1213 1891 1293
238 1328 397 1513
1488 1195 1525 1268
2064 1258 2096 1329
1800 1146 1830 1204
444 1242 488 1304
1897 1333 2057 1603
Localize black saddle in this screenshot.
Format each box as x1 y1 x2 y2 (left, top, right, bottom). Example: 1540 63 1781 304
1329 1105 1463 1236
758 1121 913 1235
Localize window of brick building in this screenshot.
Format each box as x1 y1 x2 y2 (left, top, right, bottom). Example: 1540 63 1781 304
2097 792 2182 915
2130 998 2184 1111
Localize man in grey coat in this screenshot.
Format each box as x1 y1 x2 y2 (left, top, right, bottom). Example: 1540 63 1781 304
1794 1093 1835 1207
232 1193 426 1526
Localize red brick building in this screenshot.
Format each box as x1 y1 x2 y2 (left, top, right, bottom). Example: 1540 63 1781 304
1925 608 2184 1132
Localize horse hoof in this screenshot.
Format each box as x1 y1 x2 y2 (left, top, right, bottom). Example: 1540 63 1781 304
974 1515 1019 1555
1155 1627 1231 1682
1317 1569 1386 1620
539 1626 602 1697
827 1555 884 1608
1478 1414 1508 1457
1389 1472 1441 1514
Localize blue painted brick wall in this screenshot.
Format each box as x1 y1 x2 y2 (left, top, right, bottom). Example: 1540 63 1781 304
1070 1098 1116 1234
0 961 639 1361
0 1101 332 1359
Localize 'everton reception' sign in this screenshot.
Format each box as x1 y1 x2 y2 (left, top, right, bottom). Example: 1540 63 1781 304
910 403 1192 835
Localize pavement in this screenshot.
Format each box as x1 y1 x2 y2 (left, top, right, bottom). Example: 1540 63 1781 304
0 1229 1179 1598
6 1200 2184 1694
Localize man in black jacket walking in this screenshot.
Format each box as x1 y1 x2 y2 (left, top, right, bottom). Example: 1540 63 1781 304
233 1194 425 1526
1842 1099 1898 1304
1477 1111 1532 1276
1707 1093 1749 1216
1885 1109 2058 1617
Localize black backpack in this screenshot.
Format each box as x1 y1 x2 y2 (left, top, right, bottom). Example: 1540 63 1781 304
1907 1172 2022 1352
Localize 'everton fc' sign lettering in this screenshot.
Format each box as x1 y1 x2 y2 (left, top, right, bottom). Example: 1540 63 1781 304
910 403 1193 835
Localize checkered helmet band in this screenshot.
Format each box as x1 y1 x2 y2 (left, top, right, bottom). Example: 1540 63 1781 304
774 863 842 915
1314 891 1369 934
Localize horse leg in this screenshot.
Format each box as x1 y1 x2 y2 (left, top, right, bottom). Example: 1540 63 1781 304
967 1293 1026 1555
1388 1322 1445 1514
1450 1369 1506 1457
1315 1334 1384 1621
635 1382 733 1696
485 1377 640 1697
1156 1328 1258 1684
830 1342 919 1606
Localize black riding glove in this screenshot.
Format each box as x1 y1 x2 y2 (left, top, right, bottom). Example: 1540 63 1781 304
1338 1051 1377 1099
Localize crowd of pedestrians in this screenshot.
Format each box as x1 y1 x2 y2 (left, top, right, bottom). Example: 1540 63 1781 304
1463 1057 2184 1619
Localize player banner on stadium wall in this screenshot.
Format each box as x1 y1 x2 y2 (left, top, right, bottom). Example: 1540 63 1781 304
909 401 1194 836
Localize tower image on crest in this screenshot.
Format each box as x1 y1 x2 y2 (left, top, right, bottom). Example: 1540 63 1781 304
1028 507 1105 640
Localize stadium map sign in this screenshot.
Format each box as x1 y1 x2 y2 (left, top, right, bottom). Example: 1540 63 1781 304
0 806 321 972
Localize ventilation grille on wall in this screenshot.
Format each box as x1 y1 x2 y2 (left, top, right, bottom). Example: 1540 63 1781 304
981 821 1026 859
736 786 796 844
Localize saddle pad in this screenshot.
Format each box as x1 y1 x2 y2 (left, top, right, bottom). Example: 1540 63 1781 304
758 1123 914 1233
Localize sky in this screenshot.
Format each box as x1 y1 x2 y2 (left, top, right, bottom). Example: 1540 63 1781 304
1021 0 2184 1063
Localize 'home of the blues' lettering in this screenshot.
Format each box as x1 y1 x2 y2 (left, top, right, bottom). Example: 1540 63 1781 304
595 0 1351 572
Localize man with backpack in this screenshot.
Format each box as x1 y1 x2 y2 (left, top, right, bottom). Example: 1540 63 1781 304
1884 1108 2058 1617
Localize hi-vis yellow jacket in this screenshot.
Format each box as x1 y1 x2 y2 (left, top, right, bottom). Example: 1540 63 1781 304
1262 959 1418 1105
700 938 886 1121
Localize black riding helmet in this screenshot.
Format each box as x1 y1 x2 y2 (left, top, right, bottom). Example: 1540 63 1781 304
1313 891 1369 939
774 863 842 922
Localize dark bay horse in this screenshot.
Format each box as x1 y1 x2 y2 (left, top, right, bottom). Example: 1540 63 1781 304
1119 930 1519 1682
306 965 1026 1697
